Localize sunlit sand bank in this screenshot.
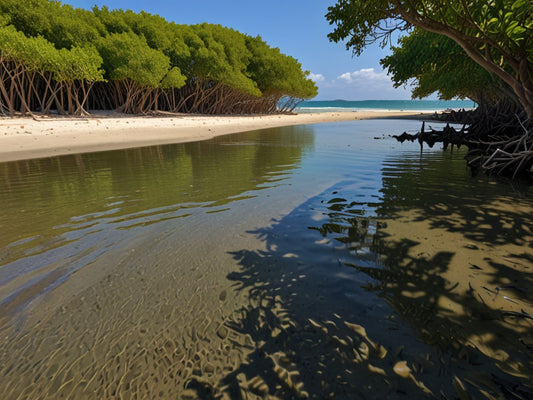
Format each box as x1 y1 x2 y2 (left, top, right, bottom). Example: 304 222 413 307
0 110 430 162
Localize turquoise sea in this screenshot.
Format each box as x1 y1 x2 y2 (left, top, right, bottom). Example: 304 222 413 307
296 99 476 112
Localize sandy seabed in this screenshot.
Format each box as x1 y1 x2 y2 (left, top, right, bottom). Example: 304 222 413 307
1 112 532 399
0 110 429 162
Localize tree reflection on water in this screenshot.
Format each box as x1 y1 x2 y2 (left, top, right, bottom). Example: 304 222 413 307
223 151 533 399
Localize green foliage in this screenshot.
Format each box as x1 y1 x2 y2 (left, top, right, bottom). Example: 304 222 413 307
0 13 10 28
246 35 317 99
381 29 499 103
0 0 105 48
182 24 233 83
0 24 104 83
97 32 172 88
88 6 313 98
474 0 533 50
0 24 48 68
326 0 402 56
91 6 132 35
0 0 53 40
327 0 533 115
327 0 532 59
55 46 104 83
204 24 260 95
0 0 317 114
46 5 105 49
160 67 187 90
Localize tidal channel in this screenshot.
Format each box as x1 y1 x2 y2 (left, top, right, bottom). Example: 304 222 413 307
0 120 532 399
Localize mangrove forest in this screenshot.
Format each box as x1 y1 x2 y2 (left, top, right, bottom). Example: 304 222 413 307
0 0 317 116
327 0 533 178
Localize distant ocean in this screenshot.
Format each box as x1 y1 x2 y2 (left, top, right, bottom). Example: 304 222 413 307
295 99 476 113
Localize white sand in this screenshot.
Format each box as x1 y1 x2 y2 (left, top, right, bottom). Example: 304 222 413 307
0 111 430 162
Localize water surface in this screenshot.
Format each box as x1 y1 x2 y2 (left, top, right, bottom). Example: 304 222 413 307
0 120 532 399
296 99 476 112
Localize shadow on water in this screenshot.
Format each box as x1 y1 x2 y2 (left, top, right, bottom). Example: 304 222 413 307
217 150 533 399
2 120 533 399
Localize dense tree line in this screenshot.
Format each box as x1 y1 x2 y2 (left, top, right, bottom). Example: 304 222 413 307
0 0 317 116
327 0 533 177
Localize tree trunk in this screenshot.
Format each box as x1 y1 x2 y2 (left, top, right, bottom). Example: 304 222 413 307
397 6 533 121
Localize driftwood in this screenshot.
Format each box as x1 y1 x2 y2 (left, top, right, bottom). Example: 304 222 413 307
393 104 533 179
394 121 469 151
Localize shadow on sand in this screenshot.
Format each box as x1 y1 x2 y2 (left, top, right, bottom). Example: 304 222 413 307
211 151 533 399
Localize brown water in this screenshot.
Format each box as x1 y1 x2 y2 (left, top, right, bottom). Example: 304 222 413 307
0 120 532 399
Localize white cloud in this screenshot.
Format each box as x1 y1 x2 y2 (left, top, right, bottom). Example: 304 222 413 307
308 72 325 83
337 68 390 85
310 67 412 100
338 72 352 82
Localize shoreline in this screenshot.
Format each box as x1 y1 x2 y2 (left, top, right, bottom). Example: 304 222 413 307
0 111 432 163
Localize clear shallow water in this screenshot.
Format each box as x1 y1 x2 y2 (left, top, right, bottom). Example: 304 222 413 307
0 120 532 399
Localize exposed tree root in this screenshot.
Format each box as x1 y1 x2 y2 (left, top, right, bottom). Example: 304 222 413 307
393 104 533 179
1 58 305 117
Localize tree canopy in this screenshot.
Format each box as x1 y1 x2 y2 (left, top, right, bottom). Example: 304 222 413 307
380 29 502 104
0 0 317 115
326 0 533 119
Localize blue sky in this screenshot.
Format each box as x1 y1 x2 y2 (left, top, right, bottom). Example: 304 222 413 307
63 0 417 100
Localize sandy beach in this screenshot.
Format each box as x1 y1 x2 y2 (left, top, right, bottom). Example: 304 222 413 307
0 111 429 162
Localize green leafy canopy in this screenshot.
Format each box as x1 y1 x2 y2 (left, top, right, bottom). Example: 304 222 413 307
327 0 533 116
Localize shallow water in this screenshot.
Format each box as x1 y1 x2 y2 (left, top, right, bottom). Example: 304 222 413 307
0 120 532 399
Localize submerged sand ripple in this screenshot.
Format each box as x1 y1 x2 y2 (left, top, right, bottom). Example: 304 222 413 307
0 245 250 399
2 120 532 399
